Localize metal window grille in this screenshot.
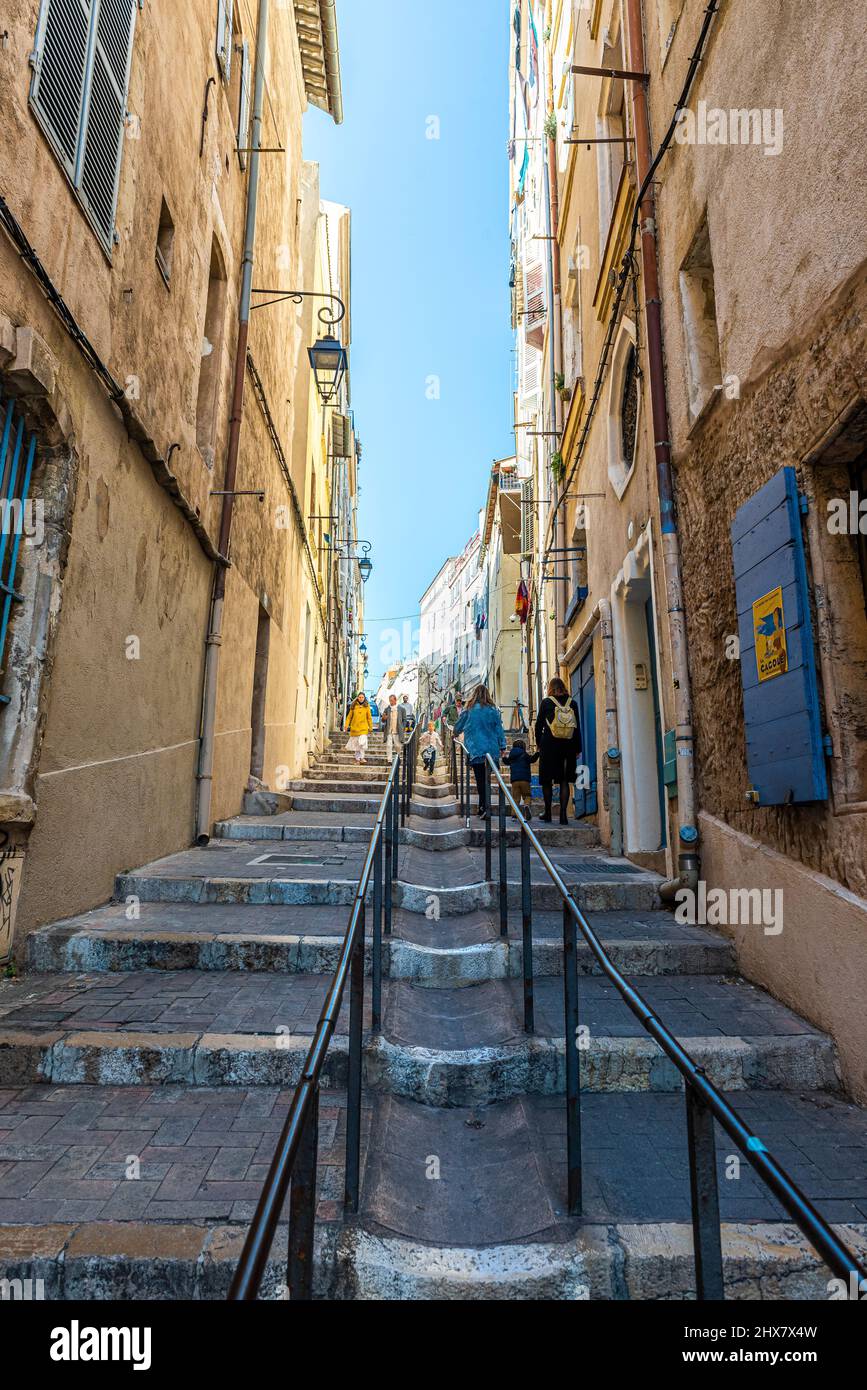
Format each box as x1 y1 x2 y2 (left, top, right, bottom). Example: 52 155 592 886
0 395 38 706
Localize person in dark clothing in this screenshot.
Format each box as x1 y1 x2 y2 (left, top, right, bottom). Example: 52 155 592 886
502 740 539 819
534 676 581 824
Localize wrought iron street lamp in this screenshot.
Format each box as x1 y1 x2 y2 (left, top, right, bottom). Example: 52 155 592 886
251 289 348 407
308 335 348 406
334 539 373 585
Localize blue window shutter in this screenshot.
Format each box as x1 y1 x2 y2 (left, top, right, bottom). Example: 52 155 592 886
731 466 828 805
30 0 135 253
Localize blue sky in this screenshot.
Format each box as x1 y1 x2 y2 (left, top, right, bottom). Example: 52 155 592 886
304 0 515 691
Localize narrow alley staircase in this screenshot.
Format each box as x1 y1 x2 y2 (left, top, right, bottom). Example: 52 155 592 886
1 731 866 1299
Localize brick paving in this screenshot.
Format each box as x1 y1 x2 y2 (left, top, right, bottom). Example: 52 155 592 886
0 970 366 1037
0 1084 364 1226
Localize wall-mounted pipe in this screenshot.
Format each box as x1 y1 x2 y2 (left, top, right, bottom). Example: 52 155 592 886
196 0 269 846
624 0 700 897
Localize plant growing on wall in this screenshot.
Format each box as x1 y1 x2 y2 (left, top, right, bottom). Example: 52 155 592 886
551 450 565 482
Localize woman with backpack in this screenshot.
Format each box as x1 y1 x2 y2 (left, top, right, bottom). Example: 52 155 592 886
535 676 581 824
454 685 507 819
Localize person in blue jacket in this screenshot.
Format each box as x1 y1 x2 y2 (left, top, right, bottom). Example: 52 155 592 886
454 685 507 819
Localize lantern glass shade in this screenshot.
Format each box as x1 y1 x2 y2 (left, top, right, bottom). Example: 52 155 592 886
358 556 373 584
308 335 348 405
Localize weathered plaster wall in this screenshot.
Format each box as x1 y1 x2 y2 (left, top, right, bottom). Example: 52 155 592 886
554 4 677 866
646 0 867 896
700 811 867 1102
0 1 333 943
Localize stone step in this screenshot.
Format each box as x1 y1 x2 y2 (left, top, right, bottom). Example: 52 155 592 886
0 972 840 1095
214 815 600 853
351 1088 867 1251
287 779 389 795
26 903 735 981
331 1221 867 1302
2 1212 864 1302
112 871 660 916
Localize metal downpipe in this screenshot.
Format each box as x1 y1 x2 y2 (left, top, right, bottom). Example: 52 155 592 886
624 0 699 895
196 0 269 845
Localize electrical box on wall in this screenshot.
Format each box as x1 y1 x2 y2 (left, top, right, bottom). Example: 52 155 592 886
730 467 828 806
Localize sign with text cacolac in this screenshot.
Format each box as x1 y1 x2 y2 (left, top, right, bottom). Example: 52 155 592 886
752 586 788 682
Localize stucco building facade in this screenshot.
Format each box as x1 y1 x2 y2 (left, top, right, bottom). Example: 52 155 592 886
509 0 867 1098
0 0 358 958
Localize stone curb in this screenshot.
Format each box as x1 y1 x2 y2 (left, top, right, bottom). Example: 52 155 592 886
0 1028 839 1094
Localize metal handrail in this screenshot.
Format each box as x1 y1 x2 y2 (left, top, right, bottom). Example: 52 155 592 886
228 742 403 1301
484 754 867 1298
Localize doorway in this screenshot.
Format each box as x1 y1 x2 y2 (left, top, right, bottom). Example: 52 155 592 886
249 605 270 784
612 534 665 852
571 647 598 817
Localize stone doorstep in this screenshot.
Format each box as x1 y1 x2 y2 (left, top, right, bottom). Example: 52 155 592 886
0 1028 840 1096
26 924 735 981
2 1221 864 1301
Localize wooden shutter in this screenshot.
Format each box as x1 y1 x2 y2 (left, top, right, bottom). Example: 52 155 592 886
731 466 828 805
237 37 251 169
521 477 535 557
524 254 547 352
216 0 234 79
31 0 91 176
30 0 135 253
79 0 136 247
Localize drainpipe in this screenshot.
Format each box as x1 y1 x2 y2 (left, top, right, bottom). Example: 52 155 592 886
624 0 698 896
544 4 567 677
196 0 269 845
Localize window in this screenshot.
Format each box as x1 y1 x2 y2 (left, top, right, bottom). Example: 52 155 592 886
807 407 867 805
679 217 722 425
30 0 137 254
196 238 228 468
216 0 234 80
595 35 627 245
607 318 641 497
564 223 585 387
566 506 589 624
657 0 686 61
237 39 252 169
155 199 175 286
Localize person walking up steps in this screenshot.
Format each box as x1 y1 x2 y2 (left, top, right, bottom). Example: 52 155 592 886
502 738 539 819
345 692 373 764
420 720 443 777
381 693 406 763
454 685 506 819
535 676 581 824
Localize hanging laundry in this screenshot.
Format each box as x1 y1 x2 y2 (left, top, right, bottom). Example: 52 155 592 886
528 4 539 99
516 579 530 625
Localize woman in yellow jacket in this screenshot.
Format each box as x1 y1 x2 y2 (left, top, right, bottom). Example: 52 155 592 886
344 693 373 764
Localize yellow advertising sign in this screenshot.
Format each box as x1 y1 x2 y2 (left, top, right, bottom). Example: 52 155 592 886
753 586 788 682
